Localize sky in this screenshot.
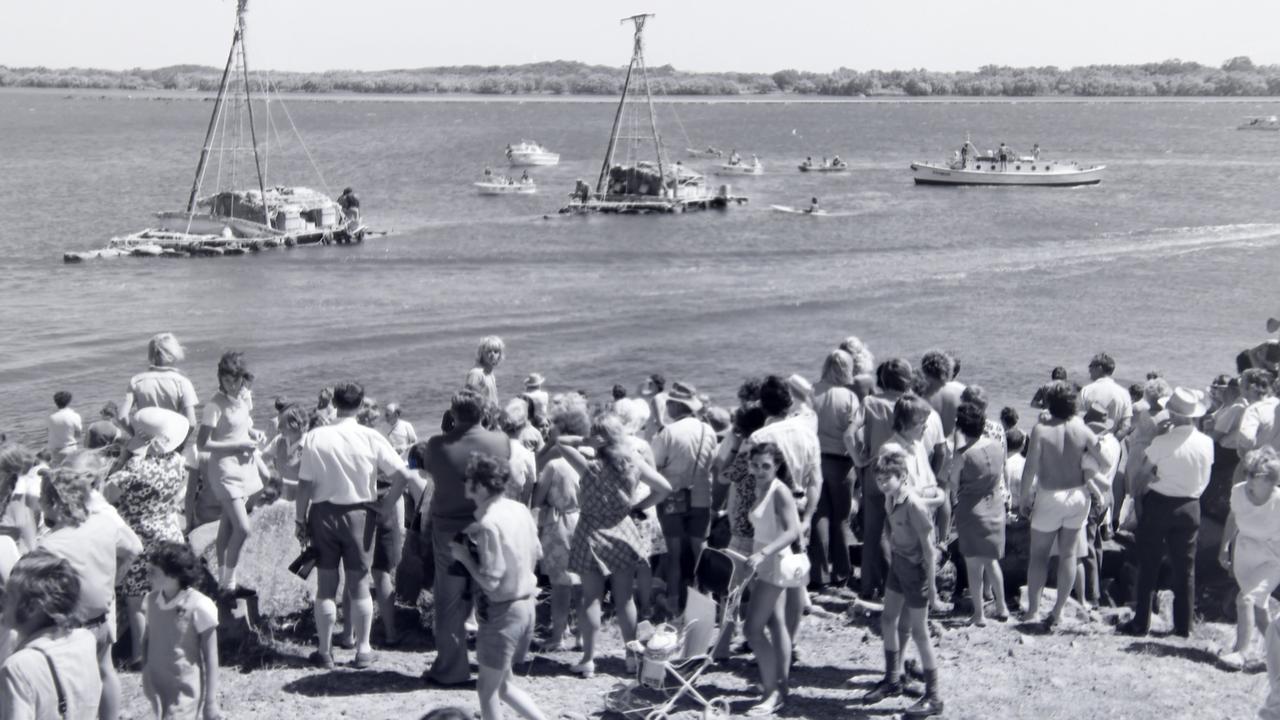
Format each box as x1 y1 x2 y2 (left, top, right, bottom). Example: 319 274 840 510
4 0 1278 74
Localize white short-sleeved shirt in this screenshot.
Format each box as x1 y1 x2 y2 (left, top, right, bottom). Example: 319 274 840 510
507 439 536 501
653 416 717 508
881 434 938 491
13 465 46 498
386 419 418 456
151 588 219 633
1081 376 1134 430
747 415 822 502
1231 482 1280 544
0 628 102 720
1144 424 1214 499
1084 433 1122 506
1235 397 1280 453
299 417 407 506
126 367 198 417
46 408 82 453
39 502 142 626
469 497 541 603
1004 453 1027 507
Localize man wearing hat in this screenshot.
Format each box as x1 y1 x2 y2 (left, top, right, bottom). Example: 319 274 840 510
1119 387 1214 637
652 381 718 615
522 373 549 420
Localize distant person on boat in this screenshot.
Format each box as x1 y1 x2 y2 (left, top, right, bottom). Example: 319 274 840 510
729 149 741 166
520 171 531 184
574 179 590 202
1031 143 1041 160
337 187 360 222
998 143 1009 170
803 156 813 168
832 155 843 167
807 197 820 214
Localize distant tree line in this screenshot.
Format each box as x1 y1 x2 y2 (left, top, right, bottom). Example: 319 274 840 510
4 57 1280 97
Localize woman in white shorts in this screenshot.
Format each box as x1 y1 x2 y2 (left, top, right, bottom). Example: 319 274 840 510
1220 446 1280 670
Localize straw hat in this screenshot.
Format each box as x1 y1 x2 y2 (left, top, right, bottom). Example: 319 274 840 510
1164 387 1208 419
524 373 545 391
665 382 702 414
126 407 191 456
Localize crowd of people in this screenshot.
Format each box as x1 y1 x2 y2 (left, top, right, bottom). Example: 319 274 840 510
2 329 1280 719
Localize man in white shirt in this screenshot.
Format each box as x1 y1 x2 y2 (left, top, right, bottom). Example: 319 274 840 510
652 381 718 614
383 403 418 457
1119 387 1214 638
1080 352 1134 441
46 391 82 464
296 382 423 669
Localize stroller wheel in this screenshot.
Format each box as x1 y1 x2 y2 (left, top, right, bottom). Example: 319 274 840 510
704 698 732 720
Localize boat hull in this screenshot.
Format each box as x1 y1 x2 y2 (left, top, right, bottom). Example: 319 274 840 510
713 164 763 176
507 152 559 167
475 182 537 195
910 162 1105 186
798 165 848 173
154 212 362 244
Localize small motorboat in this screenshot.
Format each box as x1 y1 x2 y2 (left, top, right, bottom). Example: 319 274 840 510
686 146 724 159
911 140 1104 186
475 177 538 195
1238 115 1280 131
770 204 829 216
713 156 764 176
506 141 559 166
798 158 849 173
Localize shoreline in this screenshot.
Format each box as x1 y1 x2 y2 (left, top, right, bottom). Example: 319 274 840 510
6 86 1280 106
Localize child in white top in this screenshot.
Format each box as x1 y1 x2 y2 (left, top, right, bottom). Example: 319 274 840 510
142 542 221 720
1220 447 1280 670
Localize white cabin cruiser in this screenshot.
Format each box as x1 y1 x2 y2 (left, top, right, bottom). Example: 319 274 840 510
475 175 538 195
714 155 763 176
911 141 1104 186
506 141 560 166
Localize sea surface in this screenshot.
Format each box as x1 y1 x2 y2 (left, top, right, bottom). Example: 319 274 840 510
2 88 1279 442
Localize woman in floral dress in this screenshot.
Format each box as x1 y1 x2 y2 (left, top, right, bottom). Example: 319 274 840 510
556 414 671 678
106 407 192 668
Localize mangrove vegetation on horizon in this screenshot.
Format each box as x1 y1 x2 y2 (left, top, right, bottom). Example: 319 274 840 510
5 57 1280 97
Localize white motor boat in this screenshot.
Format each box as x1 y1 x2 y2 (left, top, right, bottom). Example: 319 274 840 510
475 178 538 195
1238 115 1280 131
506 141 560 166
686 147 724 159
798 159 849 173
911 141 1104 186
713 157 764 176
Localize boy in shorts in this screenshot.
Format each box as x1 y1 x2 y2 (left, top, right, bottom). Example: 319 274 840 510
449 454 546 720
859 449 944 718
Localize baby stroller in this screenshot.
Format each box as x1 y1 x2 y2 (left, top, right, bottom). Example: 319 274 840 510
605 547 753 720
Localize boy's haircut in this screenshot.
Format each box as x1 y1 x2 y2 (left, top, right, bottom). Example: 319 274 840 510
955 402 987 439
919 350 954 382
999 406 1019 431
873 448 910 482
1044 380 1079 420
732 405 768 438
466 453 510 496
960 384 988 411
450 389 487 426
891 394 933 433
879 358 914 393
53 391 72 409
1050 366 1068 380
611 384 627 401
758 375 793 417
100 401 119 418
149 541 204 589
6 549 81 628
736 377 763 404
1006 428 1026 453
332 382 365 412
273 396 289 413
648 373 666 393
1089 352 1116 375
748 441 791 487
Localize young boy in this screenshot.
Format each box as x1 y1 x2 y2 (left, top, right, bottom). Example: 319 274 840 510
47 391 82 465
448 454 546 720
859 449 944 718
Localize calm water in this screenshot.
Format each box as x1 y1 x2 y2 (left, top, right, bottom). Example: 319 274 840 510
2 89 1279 443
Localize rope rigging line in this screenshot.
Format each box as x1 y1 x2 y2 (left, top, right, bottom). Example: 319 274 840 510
267 79 333 197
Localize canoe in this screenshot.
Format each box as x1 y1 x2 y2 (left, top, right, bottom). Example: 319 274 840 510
770 205 829 216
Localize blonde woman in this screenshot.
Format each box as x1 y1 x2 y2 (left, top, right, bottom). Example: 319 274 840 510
119 332 199 438
465 336 505 406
